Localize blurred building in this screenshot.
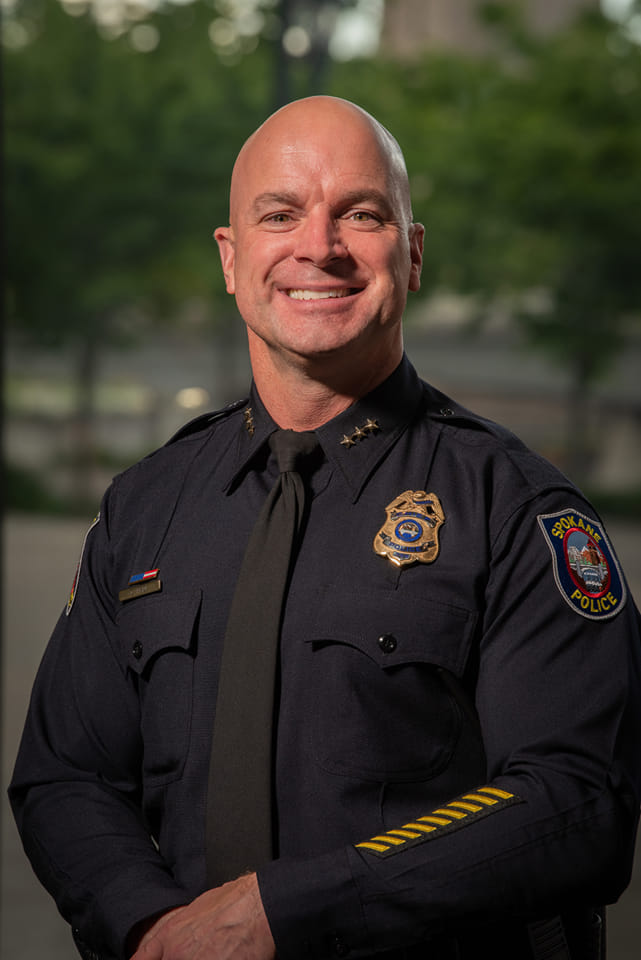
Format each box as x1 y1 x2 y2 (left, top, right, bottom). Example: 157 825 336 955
381 0 599 57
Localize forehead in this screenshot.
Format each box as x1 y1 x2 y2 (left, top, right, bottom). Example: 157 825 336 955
231 108 406 218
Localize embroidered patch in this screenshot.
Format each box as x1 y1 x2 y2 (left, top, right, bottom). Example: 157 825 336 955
355 786 522 859
373 490 445 568
66 512 101 616
538 509 626 620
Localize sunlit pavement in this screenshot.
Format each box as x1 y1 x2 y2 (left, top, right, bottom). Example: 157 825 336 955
2 514 640 959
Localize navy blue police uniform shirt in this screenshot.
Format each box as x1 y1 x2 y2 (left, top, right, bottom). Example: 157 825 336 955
9 355 641 960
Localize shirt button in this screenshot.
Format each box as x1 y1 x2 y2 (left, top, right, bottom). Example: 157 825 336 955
378 633 397 654
132 641 143 660
333 938 350 957
440 406 454 417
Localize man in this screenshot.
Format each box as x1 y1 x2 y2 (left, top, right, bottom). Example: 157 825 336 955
10 97 641 960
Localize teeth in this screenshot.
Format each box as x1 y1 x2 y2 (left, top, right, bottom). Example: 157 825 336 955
287 289 351 300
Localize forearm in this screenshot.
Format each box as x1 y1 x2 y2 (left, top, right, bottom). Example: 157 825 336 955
12 779 189 959
258 768 637 960
130 874 275 960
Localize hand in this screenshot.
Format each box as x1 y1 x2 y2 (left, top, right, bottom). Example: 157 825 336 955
130 874 276 960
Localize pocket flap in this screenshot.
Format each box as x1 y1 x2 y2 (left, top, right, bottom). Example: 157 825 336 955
300 586 476 677
117 590 202 675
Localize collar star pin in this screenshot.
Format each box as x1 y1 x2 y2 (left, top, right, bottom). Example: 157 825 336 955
243 407 255 436
339 417 381 449
374 490 445 567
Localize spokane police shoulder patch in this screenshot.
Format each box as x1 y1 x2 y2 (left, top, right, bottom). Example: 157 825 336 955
538 509 626 621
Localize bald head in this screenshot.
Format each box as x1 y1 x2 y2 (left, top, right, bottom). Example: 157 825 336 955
214 94 424 409
229 96 413 228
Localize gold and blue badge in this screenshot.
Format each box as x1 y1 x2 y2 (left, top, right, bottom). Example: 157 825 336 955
374 490 445 568
538 509 626 620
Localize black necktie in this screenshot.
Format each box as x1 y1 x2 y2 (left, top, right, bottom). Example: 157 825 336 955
205 428 319 886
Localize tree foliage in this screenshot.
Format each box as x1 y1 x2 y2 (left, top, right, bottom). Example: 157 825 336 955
5 0 641 399
4 0 272 350
4 0 279 496
331 7 641 393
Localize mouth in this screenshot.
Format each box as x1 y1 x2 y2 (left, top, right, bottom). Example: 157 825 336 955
286 288 359 301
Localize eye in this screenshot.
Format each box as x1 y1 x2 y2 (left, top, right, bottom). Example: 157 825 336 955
346 210 382 226
264 212 292 223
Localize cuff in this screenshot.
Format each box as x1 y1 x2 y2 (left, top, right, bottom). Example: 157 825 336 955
257 847 369 960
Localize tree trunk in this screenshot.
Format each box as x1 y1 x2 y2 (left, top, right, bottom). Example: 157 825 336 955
565 350 593 486
71 331 100 507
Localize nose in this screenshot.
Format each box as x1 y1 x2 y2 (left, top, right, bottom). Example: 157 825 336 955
292 205 349 266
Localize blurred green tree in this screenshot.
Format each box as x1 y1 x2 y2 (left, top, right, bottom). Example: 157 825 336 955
4 0 270 494
5 0 641 490
4 0 363 503
333 7 641 478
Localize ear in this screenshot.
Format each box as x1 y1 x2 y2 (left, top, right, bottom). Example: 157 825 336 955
408 222 424 293
214 226 236 295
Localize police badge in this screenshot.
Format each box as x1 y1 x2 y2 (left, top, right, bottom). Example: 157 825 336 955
374 491 445 567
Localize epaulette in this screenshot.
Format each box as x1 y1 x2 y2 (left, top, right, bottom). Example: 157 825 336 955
419 386 540 457
165 397 249 446
423 386 483 427
428 404 493 430
422 384 507 437
427 401 527 451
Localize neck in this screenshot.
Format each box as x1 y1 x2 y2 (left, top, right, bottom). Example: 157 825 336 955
248 338 403 431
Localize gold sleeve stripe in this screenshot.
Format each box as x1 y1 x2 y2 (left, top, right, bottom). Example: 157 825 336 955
433 807 467 820
387 828 423 839
476 786 514 800
357 841 390 853
355 785 523 859
461 793 498 805
370 834 405 846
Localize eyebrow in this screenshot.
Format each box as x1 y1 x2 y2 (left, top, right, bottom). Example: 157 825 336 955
250 189 396 218
251 192 301 214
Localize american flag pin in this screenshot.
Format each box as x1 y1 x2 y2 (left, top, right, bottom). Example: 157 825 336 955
128 568 159 585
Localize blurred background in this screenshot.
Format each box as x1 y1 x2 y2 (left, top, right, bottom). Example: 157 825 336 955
2 0 641 956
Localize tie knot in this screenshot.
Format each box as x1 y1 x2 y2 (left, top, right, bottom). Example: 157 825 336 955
269 429 319 474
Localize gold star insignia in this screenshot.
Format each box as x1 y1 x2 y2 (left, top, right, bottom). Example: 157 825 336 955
364 418 380 434
243 407 255 436
353 426 367 441
340 434 356 448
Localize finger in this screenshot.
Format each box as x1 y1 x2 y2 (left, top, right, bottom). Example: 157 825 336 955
130 940 163 960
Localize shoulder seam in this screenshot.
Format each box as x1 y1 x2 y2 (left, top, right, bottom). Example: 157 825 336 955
165 398 249 446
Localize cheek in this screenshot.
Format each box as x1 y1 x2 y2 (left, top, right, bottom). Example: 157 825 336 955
234 251 277 304
366 237 410 280
389 250 413 291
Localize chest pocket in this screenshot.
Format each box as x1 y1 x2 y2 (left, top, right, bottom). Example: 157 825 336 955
117 590 202 785
300 587 478 783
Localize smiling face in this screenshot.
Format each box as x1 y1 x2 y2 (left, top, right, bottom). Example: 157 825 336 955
215 97 423 389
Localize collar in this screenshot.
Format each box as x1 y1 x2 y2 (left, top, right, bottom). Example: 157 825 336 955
223 354 425 501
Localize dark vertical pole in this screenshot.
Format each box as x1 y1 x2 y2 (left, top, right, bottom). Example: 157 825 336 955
0 34 5 933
